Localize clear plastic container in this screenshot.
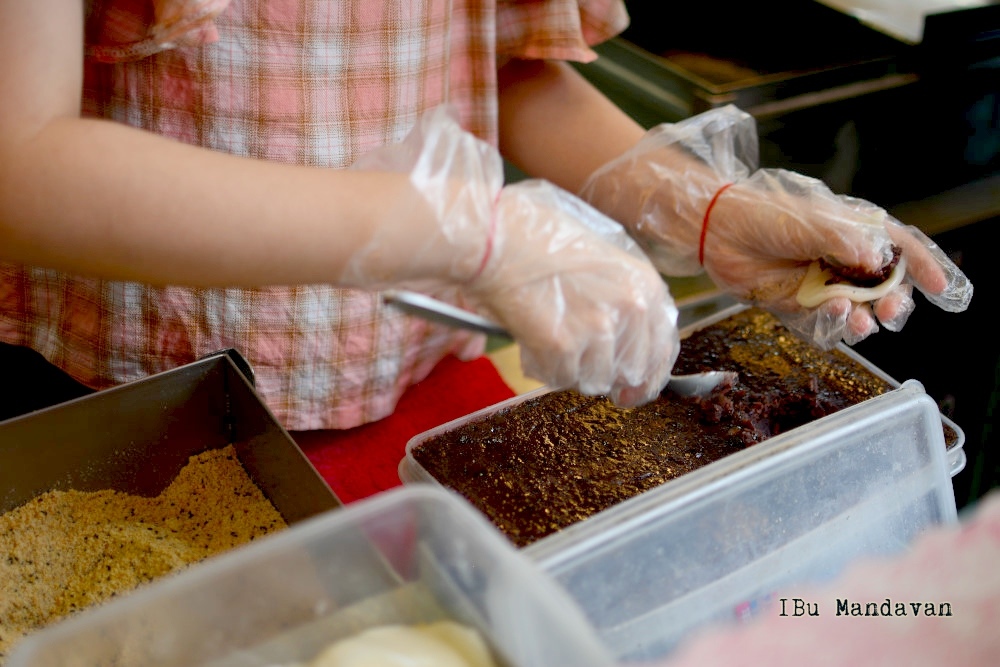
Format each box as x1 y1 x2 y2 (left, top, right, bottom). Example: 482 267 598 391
7 485 615 667
399 306 962 662
528 381 958 662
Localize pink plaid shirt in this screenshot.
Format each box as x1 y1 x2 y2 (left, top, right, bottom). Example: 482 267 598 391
0 0 628 430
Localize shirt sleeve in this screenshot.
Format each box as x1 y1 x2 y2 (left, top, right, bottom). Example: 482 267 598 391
496 0 630 63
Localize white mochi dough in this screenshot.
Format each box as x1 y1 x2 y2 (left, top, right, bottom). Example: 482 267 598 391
307 621 497 667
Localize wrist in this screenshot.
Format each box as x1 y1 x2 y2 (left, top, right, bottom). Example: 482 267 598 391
339 177 495 289
698 182 736 267
580 147 733 275
466 192 499 284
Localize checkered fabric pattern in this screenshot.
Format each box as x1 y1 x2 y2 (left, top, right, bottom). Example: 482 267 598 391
0 0 628 430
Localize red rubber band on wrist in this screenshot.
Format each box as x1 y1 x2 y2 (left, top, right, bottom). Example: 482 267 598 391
699 182 734 266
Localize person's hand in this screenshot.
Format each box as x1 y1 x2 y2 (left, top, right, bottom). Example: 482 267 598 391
472 179 679 406
341 105 679 406
579 105 972 349
695 168 973 348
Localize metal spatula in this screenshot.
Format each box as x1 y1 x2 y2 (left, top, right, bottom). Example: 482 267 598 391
382 290 736 398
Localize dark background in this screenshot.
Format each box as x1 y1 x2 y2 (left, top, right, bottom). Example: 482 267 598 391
852 218 999 511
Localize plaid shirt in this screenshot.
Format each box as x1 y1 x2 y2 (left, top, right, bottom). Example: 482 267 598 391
0 0 628 430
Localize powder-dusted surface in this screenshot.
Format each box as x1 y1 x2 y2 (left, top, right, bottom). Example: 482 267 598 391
412 308 897 547
0 445 288 663
673 308 895 446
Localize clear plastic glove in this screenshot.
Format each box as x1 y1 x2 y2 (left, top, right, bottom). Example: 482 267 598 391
342 105 679 406
579 105 973 349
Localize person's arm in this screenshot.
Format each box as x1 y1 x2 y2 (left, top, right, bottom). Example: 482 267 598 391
0 4 681 406
497 59 972 349
0 1 449 287
497 58 648 194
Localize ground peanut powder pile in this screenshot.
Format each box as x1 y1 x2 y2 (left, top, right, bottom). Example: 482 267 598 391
0 445 288 663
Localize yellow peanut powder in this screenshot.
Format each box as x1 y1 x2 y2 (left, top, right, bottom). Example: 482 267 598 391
0 445 288 663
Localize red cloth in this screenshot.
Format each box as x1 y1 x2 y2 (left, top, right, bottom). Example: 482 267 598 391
291 355 516 504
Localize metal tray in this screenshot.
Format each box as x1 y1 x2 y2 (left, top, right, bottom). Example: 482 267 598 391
0 350 340 522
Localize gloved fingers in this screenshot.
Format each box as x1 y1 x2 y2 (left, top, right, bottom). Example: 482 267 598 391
872 282 916 332
697 175 948 349
779 296 855 350
885 219 973 313
598 299 674 406
514 287 613 393
513 308 584 393
611 384 655 409
885 220 947 293
474 181 680 406
509 281 675 406
764 294 875 350
509 274 677 406
842 302 879 346
805 189 897 270
576 337 617 396
717 263 915 346
703 241 903 350
577 313 674 407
